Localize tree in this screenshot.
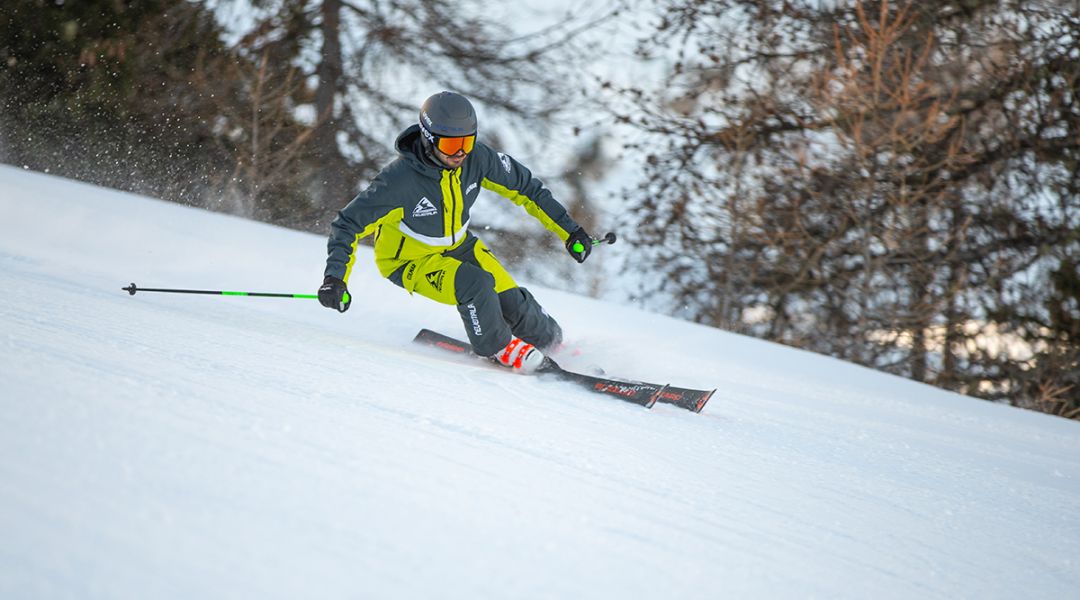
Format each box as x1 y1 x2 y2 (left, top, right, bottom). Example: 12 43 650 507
0 0 232 204
236 0 613 234
602 0 1079 417
192 45 322 227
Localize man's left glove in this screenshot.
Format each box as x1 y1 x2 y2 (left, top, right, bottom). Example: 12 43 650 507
565 227 593 263
318 275 351 313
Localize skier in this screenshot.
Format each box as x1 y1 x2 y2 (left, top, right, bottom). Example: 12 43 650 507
317 91 594 373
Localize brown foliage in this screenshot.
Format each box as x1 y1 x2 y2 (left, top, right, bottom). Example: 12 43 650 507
608 0 1080 418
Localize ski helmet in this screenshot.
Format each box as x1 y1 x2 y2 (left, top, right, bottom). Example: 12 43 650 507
418 91 477 153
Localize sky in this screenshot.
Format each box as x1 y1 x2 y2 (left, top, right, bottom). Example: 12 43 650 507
2 164 1079 598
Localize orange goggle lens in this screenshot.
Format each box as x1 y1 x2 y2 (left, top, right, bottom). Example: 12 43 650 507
435 134 476 156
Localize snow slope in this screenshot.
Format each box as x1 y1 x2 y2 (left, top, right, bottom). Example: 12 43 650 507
1 164 1078 599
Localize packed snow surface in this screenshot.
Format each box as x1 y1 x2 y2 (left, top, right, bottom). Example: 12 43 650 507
1 165 1078 598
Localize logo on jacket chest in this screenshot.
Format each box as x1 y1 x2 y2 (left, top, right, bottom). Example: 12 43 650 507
412 197 438 217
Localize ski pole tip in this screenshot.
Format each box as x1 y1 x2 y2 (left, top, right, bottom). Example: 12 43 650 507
123 283 138 295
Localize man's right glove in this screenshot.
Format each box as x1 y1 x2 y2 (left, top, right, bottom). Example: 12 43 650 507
318 275 351 313
565 227 593 263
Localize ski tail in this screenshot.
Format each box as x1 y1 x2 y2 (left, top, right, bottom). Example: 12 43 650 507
414 329 470 354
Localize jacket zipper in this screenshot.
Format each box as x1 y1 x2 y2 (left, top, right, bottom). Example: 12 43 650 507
449 170 460 245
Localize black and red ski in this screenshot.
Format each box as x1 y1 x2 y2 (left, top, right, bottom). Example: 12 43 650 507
412 329 714 413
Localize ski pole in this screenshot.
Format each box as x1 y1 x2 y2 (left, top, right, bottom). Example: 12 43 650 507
571 232 617 255
122 282 317 299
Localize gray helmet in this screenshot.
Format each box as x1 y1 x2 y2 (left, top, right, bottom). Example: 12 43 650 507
419 91 477 144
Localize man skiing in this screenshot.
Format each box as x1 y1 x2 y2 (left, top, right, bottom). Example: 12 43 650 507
317 91 594 373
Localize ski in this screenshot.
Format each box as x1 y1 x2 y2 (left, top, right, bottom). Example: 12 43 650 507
412 329 713 413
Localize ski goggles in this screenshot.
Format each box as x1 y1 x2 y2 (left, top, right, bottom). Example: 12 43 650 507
432 133 476 156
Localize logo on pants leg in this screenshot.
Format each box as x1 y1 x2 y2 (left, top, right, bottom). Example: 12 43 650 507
467 303 482 336
425 269 445 292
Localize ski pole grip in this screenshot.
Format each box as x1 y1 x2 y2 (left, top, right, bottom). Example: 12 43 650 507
574 232 617 253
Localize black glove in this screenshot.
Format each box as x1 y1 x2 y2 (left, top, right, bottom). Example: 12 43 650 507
318 275 351 313
565 227 593 263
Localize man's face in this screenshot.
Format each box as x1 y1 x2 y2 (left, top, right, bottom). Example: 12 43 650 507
433 146 467 169
424 129 475 169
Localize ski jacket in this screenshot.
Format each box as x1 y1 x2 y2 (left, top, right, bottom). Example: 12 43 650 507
325 124 580 286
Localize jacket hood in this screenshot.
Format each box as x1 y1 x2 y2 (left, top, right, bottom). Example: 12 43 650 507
395 124 445 179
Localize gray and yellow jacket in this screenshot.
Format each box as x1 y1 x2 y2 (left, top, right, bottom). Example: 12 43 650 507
325 124 580 285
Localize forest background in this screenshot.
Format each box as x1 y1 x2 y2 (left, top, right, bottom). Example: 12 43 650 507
1 0 1077 419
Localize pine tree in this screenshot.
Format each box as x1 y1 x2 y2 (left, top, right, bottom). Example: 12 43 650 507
0 0 232 203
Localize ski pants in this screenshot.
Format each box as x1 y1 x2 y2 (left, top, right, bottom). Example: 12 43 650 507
388 234 562 357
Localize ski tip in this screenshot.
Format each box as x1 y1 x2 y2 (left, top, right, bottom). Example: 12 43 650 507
646 385 668 409
694 389 716 413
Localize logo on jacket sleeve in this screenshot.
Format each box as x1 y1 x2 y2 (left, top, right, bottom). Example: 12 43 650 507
412 197 438 217
497 152 512 174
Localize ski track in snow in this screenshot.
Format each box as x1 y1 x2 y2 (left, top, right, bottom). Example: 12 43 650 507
1 165 1079 599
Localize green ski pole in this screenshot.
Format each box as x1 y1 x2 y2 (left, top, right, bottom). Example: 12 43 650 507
123 282 319 300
